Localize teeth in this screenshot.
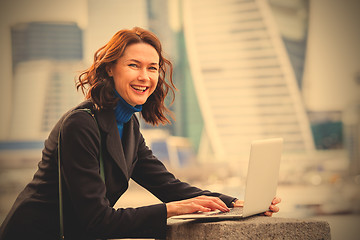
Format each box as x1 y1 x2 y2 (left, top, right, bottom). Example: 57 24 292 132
132 86 147 91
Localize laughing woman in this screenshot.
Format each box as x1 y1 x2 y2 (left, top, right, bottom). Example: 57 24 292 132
0 27 280 240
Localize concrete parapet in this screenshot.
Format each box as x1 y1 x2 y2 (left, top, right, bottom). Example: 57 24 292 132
160 216 331 240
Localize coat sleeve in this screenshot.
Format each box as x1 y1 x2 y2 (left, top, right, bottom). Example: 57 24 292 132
60 110 167 239
131 132 237 207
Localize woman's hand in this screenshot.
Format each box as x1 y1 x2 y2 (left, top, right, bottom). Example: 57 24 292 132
264 197 281 216
166 196 230 218
232 197 281 217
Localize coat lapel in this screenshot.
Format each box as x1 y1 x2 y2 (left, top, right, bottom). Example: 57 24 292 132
121 118 137 173
96 108 130 181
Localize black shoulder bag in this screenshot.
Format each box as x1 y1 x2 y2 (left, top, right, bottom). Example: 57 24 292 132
57 109 105 240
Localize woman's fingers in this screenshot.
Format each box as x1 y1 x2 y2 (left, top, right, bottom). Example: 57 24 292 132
264 211 273 216
185 201 212 213
233 200 244 208
269 204 280 213
272 197 281 205
194 196 229 212
166 196 229 218
201 196 229 211
263 196 281 216
269 197 281 213
184 196 229 212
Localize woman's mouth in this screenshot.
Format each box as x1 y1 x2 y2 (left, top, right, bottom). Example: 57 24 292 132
131 85 148 93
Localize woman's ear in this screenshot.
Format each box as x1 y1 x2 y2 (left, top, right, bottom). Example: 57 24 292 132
106 64 113 77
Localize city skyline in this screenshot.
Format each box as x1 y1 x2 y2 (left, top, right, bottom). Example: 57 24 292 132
0 0 359 157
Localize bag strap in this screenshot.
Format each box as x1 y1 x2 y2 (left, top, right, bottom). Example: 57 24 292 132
57 108 104 239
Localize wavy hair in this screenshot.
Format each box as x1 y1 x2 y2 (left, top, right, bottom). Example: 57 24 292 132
76 27 176 125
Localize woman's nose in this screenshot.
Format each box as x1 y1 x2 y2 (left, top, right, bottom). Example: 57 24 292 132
137 69 150 81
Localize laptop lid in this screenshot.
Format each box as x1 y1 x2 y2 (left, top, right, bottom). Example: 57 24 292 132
242 138 283 217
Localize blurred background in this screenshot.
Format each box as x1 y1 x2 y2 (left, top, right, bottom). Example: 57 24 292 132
0 0 359 239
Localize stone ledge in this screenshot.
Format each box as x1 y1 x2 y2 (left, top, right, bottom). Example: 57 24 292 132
161 216 331 240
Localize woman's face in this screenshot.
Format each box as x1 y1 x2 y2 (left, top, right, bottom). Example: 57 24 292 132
107 43 159 106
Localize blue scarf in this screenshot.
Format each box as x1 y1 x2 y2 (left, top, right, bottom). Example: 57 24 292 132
114 90 142 138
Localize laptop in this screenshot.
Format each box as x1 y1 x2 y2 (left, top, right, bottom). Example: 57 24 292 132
171 138 283 219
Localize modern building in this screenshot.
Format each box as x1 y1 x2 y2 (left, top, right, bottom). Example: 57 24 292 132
9 22 84 140
11 22 83 71
182 0 315 161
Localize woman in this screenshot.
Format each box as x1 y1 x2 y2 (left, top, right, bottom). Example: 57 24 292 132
0 27 280 240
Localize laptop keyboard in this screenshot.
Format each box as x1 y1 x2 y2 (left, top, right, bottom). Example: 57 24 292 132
208 207 243 216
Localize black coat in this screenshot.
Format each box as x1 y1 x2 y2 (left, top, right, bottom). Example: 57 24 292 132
0 100 236 240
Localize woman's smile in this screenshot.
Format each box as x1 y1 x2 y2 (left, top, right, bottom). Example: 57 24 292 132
131 85 149 93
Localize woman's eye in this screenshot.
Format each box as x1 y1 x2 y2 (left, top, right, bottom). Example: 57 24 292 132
129 64 138 68
149 66 158 71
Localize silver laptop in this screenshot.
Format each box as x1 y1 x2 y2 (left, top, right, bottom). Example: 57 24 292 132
171 138 283 219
